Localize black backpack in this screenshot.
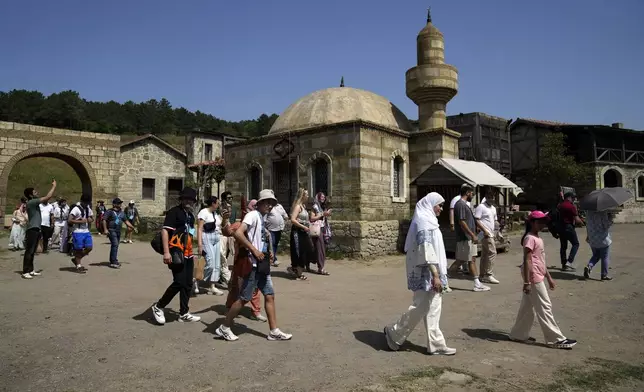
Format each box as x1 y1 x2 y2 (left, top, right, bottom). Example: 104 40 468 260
546 206 561 239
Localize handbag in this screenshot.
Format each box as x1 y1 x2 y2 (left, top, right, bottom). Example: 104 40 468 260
309 220 322 238
194 255 206 281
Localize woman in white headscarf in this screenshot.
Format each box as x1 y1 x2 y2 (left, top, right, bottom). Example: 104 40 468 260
383 192 456 356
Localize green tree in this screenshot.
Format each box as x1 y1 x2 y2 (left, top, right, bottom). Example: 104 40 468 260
523 132 594 205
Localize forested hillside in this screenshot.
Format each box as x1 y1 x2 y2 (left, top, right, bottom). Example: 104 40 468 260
0 89 278 138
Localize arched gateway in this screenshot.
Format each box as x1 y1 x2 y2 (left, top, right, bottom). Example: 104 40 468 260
0 122 121 222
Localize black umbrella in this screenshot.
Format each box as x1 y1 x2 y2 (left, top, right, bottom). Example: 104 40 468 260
579 187 633 211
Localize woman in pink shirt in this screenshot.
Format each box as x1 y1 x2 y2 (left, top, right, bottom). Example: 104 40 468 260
509 211 577 349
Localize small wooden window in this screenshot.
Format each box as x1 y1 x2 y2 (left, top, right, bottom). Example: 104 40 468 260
204 143 213 161
312 159 329 195
393 156 404 198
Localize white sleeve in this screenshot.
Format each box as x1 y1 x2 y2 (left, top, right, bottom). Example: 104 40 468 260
197 209 208 221
88 208 93 218
474 205 483 219
69 206 80 219
450 197 458 209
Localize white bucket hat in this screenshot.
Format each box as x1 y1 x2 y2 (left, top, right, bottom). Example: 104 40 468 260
257 189 277 206
129 200 136 205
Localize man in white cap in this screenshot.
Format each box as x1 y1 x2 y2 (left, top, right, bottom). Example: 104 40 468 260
123 200 139 244
215 189 292 342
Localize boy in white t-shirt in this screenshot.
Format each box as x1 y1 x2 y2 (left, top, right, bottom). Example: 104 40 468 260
215 189 292 342
68 194 94 273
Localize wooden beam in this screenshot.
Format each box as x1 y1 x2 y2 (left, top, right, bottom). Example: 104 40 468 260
597 149 609 161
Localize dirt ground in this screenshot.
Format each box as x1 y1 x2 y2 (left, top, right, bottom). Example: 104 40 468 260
1 225 643 392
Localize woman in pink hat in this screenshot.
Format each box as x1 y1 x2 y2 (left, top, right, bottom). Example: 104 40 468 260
509 211 577 349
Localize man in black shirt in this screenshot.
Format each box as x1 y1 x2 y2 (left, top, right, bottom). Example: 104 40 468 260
151 187 201 324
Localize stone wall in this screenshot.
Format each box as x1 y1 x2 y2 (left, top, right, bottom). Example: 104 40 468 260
118 139 186 217
184 132 227 197
359 127 411 221
276 220 406 259
408 128 460 204
0 121 120 220
595 165 644 223
225 125 362 220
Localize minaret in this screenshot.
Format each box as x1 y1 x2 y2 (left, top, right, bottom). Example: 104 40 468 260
406 8 458 131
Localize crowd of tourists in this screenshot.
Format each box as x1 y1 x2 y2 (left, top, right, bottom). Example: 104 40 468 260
12 178 617 352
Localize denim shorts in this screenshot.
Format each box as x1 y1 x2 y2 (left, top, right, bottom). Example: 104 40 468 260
239 268 274 301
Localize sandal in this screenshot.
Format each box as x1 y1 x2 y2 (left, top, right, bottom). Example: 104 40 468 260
297 274 308 281
317 270 330 276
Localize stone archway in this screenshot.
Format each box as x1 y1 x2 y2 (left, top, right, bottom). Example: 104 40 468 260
0 147 97 220
603 168 623 188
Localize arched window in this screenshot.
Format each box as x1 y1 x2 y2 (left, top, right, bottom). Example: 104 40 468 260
636 174 644 200
603 169 623 188
391 155 406 202
312 158 329 195
247 166 261 200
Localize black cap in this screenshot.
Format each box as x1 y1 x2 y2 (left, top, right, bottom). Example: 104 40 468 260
112 197 123 205
180 187 197 201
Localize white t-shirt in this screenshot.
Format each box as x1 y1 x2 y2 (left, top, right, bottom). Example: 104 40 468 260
450 196 471 209
265 203 288 232
53 204 70 227
474 202 497 238
197 208 222 235
242 210 266 267
69 205 94 233
39 203 54 227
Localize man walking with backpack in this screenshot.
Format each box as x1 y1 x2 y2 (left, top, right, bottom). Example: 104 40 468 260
102 198 136 269
557 192 584 271
150 187 201 324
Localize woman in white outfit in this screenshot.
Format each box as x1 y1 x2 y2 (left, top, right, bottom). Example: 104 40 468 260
9 198 28 250
384 192 456 356
196 196 224 296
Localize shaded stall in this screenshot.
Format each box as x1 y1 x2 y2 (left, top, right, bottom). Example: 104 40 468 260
411 158 523 253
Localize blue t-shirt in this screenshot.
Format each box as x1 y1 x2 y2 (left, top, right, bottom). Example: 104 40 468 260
104 209 127 231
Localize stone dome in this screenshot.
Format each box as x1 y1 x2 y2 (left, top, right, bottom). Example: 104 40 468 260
268 87 412 134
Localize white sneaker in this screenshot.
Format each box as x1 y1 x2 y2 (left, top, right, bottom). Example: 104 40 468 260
178 313 201 323
193 284 200 295
443 286 453 293
128 240 133 244
207 287 224 296
429 347 457 356
30 271 42 277
267 328 293 341
481 276 500 284
251 313 268 322
215 325 239 341
21 273 33 280
151 304 166 325
473 284 491 292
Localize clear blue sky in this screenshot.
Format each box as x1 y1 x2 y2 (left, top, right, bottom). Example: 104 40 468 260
1 0 643 129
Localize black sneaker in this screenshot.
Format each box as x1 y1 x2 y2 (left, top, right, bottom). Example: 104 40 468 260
583 266 591 279
552 338 577 349
561 264 575 272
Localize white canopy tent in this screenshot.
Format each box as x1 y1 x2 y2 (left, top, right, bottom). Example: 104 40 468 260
411 158 523 196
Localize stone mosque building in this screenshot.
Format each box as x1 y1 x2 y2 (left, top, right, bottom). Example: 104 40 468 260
224 11 461 256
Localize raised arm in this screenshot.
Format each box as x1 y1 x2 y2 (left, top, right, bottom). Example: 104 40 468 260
39 180 57 204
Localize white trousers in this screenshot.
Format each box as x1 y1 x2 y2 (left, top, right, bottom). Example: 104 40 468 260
50 225 63 246
218 236 233 282
388 290 448 352
509 281 566 344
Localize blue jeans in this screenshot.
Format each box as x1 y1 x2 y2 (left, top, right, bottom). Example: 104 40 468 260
559 224 579 266
588 246 610 278
239 268 275 301
108 229 121 264
269 230 282 263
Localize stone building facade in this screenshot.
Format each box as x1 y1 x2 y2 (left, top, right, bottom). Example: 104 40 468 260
224 12 462 257
510 119 644 223
118 135 188 216
0 121 120 222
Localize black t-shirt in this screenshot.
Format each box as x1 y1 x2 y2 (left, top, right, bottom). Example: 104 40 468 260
163 205 195 236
